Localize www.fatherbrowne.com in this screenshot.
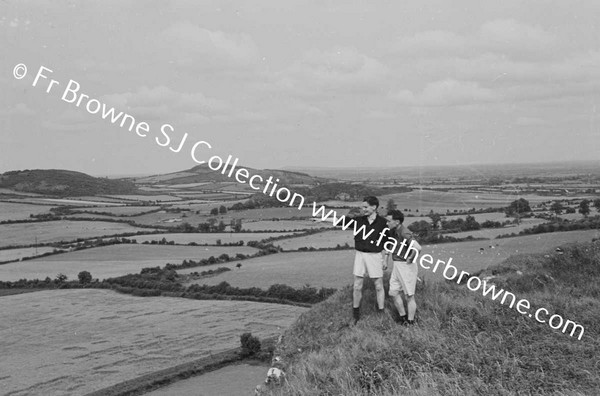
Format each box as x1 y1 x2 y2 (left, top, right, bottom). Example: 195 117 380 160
311 203 585 341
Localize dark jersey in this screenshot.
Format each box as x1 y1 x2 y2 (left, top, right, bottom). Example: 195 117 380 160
341 214 389 253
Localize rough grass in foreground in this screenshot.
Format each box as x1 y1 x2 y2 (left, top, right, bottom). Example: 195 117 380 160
267 241 600 396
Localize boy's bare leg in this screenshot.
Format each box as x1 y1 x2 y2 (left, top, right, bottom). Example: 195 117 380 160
374 278 385 310
392 294 406 317
406 295 417 321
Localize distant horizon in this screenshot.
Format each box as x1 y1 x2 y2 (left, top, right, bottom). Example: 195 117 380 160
2 158 599 179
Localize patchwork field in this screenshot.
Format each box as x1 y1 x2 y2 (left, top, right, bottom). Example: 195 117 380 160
39 198 125 206
181 229 600 289
105 194 182 202
445 218 547 239
274 230 354 250
181 250 355 289
0 244 259 281
132 232 299 245
0 201 55 221
75 206 161 216
0 247 58 262
242 220 335 231
0 289 307 396
0 221 155 248
379 191 571 213
126 211 211 226
223 207 314 220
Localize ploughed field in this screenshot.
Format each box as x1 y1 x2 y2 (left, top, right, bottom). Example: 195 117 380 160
0 289 307 396
180 229 600 289
0 244 259 281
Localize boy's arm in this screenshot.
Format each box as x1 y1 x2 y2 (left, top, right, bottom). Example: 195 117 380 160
336 208 361 229
400 225 421 263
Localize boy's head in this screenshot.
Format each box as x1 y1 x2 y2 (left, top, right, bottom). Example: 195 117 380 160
385 209 404 228
361 196 379 216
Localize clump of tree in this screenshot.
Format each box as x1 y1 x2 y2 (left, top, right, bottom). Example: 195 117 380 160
505 198 531 224
550 201 565 217
579 199 590 217
78 271 92 284
240 333 261 357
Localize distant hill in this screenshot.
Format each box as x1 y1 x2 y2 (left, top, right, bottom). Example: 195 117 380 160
0 169 139 197
132 163 331 186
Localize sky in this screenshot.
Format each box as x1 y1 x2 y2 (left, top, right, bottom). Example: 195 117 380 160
1 0 600 176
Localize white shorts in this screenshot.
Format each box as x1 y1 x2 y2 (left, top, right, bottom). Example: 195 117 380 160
353 251 384 278
389 260 418 297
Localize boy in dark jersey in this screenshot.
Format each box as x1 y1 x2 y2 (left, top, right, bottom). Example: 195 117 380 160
343 196 389 324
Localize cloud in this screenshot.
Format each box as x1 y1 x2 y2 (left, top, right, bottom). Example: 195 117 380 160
363 110 394 120
480 19 557 57
390 18 559 60
274 47 389 97
514 116 550 127
41 108 97 131
101 86 229 121
391 30 470 57
2 103 36 117
392 79 498 107
387 19 600 105
2 17 31 29
159 22 259 70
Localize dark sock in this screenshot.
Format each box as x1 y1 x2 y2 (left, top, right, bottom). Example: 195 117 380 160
399 315 408 324
353 307 360 323
407 319 415 325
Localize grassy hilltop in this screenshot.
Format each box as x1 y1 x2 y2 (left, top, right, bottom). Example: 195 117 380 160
0 169 139 196
266 241 600 396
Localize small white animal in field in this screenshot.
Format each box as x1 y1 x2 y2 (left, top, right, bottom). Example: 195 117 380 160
265 367 285 384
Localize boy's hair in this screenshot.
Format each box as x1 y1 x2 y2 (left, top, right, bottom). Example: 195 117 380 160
363 196 379 208
387 209 404 224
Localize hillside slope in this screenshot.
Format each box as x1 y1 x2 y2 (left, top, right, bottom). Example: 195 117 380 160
264 241 600 395
133 164 330 186
0 169 139 196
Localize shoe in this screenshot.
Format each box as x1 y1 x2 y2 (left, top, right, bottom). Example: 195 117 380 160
396 315 408 325
407 319 416 326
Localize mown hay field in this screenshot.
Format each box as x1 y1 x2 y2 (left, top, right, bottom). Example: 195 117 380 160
0 289 307 396
0 244 259 281
0 221 155 248
181 229 600 289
